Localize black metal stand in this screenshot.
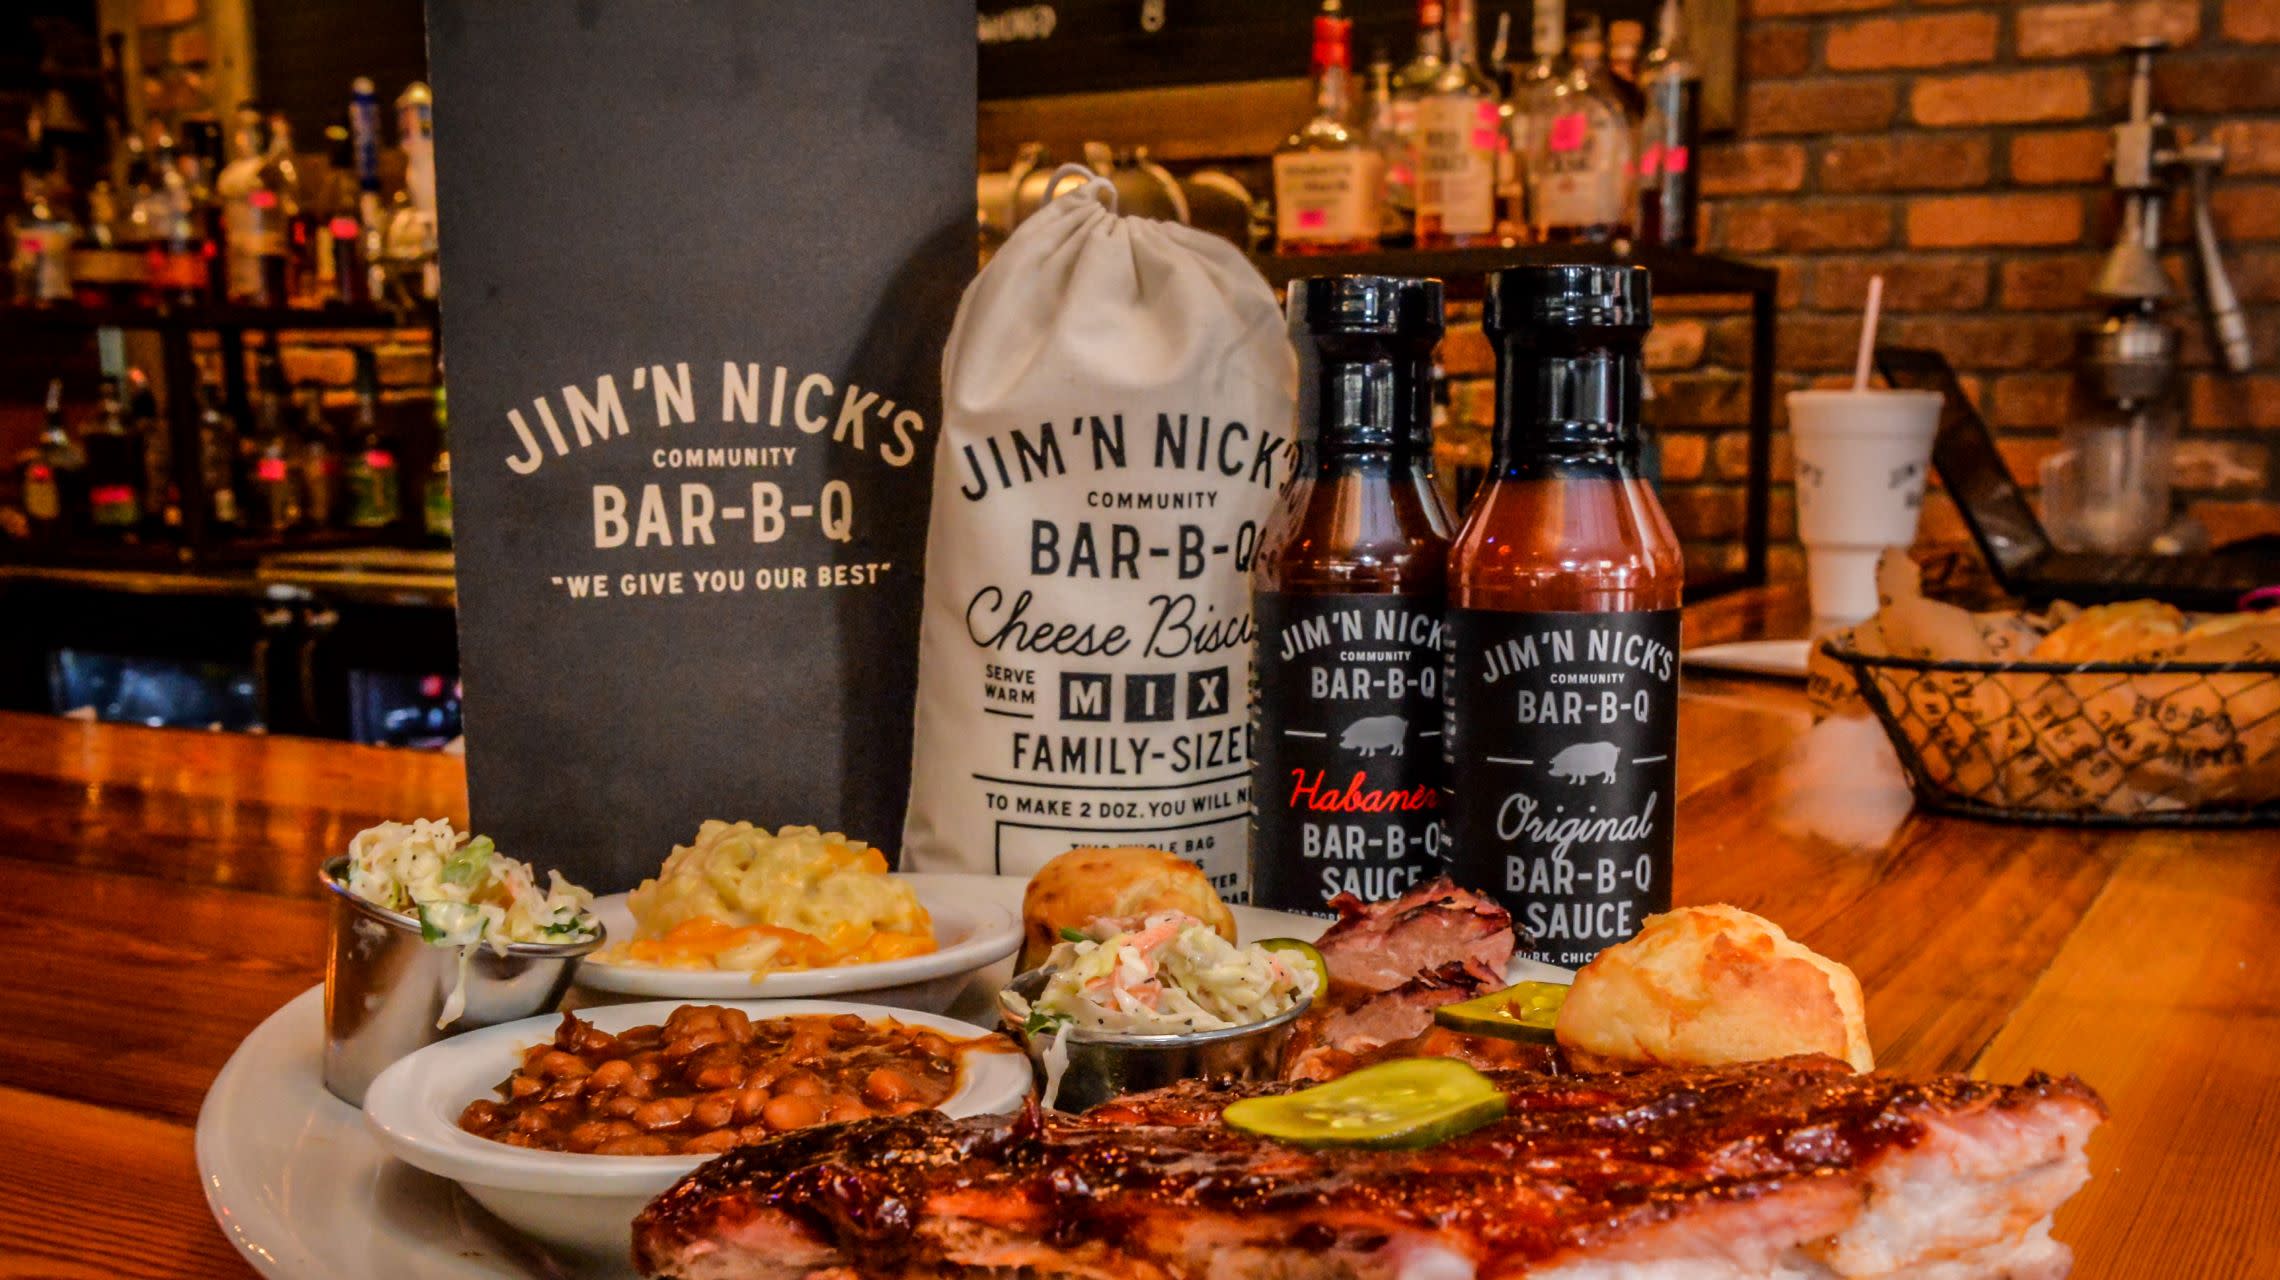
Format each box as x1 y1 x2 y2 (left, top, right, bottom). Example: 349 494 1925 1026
1252 245 1781 601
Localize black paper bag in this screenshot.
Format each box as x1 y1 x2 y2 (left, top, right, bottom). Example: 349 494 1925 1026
426 1 974 890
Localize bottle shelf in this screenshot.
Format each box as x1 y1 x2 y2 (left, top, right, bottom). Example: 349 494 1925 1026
0 527 435 573
6 298 442 571
0 300 435 334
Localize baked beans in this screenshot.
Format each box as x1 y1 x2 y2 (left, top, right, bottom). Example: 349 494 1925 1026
457 1005 979 1155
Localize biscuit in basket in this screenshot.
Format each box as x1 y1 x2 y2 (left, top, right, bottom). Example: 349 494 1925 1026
2030 601 2189 663
1018 846 1236 971
1556 905 1874 1073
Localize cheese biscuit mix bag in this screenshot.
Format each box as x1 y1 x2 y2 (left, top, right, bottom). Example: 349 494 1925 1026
902 169 1296 895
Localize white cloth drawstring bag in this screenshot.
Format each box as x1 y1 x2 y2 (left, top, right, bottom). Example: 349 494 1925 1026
902 168 1296 895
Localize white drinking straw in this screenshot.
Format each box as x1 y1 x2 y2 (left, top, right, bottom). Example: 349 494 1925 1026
1852 274 1885 391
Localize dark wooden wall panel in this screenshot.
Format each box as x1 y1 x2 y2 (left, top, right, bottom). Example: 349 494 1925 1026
250 0 429 146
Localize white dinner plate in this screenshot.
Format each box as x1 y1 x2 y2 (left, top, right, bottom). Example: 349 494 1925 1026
574 873 1021 1010
198 878 1331 1279
195 877 1564 1278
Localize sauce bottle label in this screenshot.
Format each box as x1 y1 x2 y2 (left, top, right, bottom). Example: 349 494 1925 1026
1444 607 1678 967
1250 592 1445 915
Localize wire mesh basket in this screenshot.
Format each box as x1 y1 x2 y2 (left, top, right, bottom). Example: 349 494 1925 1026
1822 642 2280 826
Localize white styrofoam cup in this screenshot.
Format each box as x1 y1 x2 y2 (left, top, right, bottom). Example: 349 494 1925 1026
1787 388 1944 627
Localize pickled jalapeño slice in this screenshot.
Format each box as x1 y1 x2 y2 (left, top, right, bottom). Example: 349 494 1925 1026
1432 980 1570 1043
1222 1057 1507 1150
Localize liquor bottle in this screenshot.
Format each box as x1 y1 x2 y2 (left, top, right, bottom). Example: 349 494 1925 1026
1251 276 1455 915
197 385 244 534
1445 266 1681 968
81 375 147 536
1386 0 1447 246
243 353 301 535
78 172 146 306
1635 0 1702 249
143 130 205 303
1605 20 1649 116
128 368 178 533
1488 10 1527 245
261 111 304 305
314 123 369 306
424 355 453 541
1363 55 1410 243
183 118 231 302
1505 0 1570 237
16 380 87 544
1414 0 1500 249
8 169 76 306
1273 3 1383 256
295 383 341 529
348 77 387 301
344 347 401 529
397 82 440 300
216 107 268 304
1528 14 1635 243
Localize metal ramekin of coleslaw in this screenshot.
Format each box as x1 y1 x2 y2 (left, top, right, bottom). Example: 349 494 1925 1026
319 819 602 1105
999 912 1319 1113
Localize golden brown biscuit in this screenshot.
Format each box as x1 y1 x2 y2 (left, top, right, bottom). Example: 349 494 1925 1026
1018 846 1235 971
2029 601 2189 663
2171 610 2280 663
1555 904 1874 1073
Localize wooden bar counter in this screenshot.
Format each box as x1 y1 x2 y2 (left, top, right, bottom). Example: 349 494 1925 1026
2 586 2272 1277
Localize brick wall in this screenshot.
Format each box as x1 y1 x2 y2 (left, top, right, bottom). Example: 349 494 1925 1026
1439 0 2280 578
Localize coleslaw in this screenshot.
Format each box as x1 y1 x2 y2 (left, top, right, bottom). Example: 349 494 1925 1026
342 819 598 1025
1001 911 1319 1038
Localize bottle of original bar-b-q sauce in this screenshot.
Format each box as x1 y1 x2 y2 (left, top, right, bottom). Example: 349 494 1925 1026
1250 275 1456 915
1446 265 1682 967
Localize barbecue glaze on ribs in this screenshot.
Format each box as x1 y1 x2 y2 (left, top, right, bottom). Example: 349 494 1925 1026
633 1056 2105 1280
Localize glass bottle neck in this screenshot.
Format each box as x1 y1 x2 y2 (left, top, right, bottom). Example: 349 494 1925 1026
1446 0 1479 66
1417 0 1447 61
1300 440 1436 482
1315 63 1352 121
1654 0 1684 55
1533 0 1567 58
1298 339 1437 465
1491 337 1645 478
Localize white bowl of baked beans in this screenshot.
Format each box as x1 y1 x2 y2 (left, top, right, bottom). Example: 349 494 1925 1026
362 999 1029 1260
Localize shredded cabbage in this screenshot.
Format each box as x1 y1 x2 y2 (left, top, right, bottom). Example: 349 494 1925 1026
342 819 597 1027
1002 912 1317 1038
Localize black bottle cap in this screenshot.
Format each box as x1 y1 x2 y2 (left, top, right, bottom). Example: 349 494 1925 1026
1487 266 1652 455
1288 276 1444 451
1287 274 1446 341
1485 264 1652 339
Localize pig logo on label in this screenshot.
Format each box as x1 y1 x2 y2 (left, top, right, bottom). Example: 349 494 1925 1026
1547 741 1621 785
1340 714 1408 757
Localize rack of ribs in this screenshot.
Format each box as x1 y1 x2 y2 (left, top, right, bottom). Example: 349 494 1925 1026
632 1055 2105 1280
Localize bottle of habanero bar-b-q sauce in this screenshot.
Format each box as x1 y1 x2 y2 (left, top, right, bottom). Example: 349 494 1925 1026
1249 275 1456 915
1445 264 1682 967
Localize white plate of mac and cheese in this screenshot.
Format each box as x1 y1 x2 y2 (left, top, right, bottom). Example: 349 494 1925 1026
573 821 1019 1010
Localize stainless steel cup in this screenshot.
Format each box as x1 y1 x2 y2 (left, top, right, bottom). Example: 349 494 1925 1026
320 855 603 1106
1001 967 1311 1114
